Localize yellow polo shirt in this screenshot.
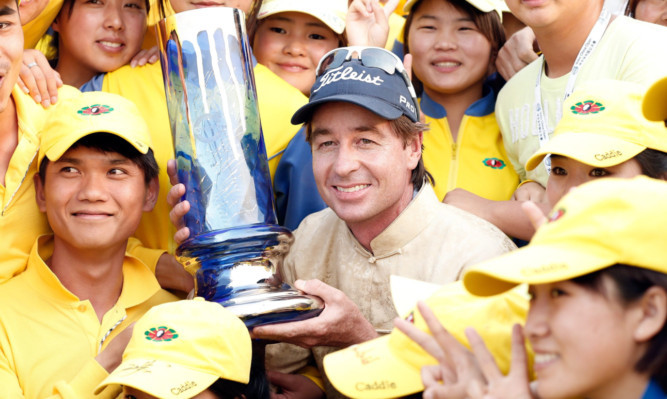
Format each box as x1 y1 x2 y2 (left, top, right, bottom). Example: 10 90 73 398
0 235 178 398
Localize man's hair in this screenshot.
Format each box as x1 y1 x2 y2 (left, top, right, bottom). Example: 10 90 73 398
634 148 667 181
306 114 433 190
402 0 506 95
572 264 667 392
38 132 159 185
206 350 270 399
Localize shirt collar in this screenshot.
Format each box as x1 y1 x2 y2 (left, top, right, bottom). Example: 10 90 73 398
25 235 161 308
363 184 441 256
420 84 496 119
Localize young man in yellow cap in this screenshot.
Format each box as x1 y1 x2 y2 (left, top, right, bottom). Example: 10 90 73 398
0 91 178 398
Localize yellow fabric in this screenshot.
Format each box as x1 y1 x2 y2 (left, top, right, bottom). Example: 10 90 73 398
385 12 405 50
0 235 178 398
0 85 76 283
22 0 64 49
100 61 306 252
298 365 325 391
496 16 667 186
422 107 519 202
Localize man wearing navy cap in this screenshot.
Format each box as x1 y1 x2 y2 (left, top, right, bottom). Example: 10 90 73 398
252 47 516 398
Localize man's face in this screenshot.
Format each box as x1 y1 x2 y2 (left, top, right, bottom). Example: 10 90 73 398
310 101 422 235
34 146 158 254
0 0 23 114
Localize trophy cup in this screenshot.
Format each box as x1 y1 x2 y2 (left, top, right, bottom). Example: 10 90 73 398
157 7 323 328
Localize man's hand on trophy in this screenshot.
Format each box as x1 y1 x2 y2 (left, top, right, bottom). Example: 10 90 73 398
251 279 379 348
268 371 325 399
167 159 191 245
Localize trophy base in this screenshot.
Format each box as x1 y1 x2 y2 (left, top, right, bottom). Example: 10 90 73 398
218 288 324 328
178 224 324 328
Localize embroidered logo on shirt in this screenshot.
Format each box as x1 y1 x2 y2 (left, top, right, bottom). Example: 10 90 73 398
548 208 565 222
77 104 114 116
145 326 179 341
570 100 604 115
483 158 506 169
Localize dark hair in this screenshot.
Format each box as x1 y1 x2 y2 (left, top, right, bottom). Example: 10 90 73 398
402 0 506 95
306 114 433 190
572 264 667 392
634 148 667 180
207 343 270 399
625 0 640 18
38 132 159 185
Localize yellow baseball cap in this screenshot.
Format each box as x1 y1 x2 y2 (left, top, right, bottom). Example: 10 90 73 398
39 91 152 167
323 279 530 399
257 0 347 34
526 80 667 171
403 0 509 19
464 176 667 297
95 298 252 398
643 75 667 123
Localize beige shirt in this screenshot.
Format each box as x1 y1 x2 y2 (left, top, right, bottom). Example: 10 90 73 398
267 184 516 397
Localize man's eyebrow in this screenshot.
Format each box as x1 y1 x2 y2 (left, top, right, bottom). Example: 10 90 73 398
310 127 330 139
0 5 17 16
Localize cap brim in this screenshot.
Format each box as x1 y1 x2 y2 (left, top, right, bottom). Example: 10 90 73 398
463 243 616 296
258 2 345 33
95 358 218 398
291 94 405 125
643 76 667 122
44 128 149 164
525 132 646 171
324 335 428 399
390 275 440 318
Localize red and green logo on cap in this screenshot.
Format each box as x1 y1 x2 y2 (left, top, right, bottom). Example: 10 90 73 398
571 100 605 115
548 208 566 223
483 158 506 169
145 326 178 342
78 104 114 116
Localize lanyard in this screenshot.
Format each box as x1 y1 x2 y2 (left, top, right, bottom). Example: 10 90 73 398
534 6 611 173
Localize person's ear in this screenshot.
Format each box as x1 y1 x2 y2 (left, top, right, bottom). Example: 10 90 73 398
34 174 47 213
633 286 667 343
142 177 159 212
406 131 423 169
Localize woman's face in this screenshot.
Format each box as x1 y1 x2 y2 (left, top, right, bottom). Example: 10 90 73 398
407 0 492 101
252 12 339 96
168 0 252 14
634 0 667 27
53 0 147 86
545 156 643 208
526 278 646 399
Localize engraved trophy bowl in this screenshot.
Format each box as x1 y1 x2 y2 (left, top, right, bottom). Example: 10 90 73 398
157 7 323 327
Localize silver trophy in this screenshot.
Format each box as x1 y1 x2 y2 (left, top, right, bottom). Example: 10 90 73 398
157 7 323 327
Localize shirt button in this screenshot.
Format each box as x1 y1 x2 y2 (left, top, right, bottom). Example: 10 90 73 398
78 304 86 312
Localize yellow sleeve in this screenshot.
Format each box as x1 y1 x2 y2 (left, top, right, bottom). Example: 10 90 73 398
297 365 325 392
22 0 64 49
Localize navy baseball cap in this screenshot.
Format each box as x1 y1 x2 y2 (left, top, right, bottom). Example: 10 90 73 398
291 58 420 124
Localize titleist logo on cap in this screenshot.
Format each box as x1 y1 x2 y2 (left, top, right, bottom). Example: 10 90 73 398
312 65 384 94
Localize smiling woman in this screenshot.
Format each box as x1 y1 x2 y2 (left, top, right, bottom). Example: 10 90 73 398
51 0 149 87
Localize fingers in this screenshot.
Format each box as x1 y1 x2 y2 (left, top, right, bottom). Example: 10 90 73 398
20 50 61 108
382 0 400 17
294 279 338 301
394 317 446 363
167 159 179 186
465 327 503 382
130 46 160 67
509 324 530 380
521 201 547 231
403 53 413 81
